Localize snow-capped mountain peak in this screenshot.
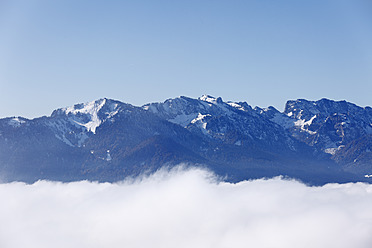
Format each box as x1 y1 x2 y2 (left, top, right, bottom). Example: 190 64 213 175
199 95 223 104
226 102 249 112
62 98 107 133
63 98 106 115
52 98 122 134
46 98 126 147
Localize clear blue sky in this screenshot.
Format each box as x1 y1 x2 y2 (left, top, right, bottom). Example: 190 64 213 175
1 0 371 118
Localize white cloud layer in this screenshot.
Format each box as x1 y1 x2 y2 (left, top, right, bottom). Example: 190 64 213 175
1 167 372 248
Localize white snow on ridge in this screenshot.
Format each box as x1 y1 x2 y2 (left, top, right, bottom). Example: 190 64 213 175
63 99 106 115
61 99 121 134
8 117 26 127
142 105 150 111
199 95 217 104
147 96 246 130
48 99 122 146
226 102 246 111
62 99 107 134
199 95 236 116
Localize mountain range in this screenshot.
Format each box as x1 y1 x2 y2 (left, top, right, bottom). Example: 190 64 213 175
0 95 371 185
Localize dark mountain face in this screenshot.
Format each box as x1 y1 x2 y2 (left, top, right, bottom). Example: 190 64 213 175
0 96 370 184
255 98 372 176
145 96 300 153
283 99 372 147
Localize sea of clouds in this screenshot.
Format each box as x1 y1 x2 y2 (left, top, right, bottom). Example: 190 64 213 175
1 167 372 248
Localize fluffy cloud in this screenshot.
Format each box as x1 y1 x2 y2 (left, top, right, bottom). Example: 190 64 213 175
1 167 372 248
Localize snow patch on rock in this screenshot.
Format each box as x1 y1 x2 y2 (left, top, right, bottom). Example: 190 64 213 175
191 113 211 134
62 99 107 134
294 115 317 134
8 117 26 128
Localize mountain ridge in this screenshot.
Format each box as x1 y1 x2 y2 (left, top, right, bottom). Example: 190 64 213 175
0 95 370 185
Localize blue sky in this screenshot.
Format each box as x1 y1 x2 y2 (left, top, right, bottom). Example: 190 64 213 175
1 0 371 118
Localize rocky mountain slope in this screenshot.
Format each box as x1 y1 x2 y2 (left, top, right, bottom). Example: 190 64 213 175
0 96 370 184
255 98 372 174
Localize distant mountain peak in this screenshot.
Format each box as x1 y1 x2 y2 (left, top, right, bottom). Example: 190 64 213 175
62 98 106 115
50 98 125 134
198 95 224 104
7 117 28 128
